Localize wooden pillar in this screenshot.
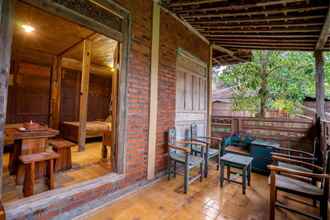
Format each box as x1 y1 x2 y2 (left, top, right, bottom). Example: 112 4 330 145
314 50 325 120
49 56 62 129
147 1 160 180
78 40 92 151
0 0 15 197
110 44 119 172
207 44 213 136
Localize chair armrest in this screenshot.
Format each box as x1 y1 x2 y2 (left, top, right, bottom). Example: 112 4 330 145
168 144 191 153
198 136 223 142
177 140 207 146
268 165 329 180
271 152 317 162
272 155 323 172
191 138 210 145
272 146 314 157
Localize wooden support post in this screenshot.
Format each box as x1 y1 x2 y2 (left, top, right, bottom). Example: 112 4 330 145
78 40 92 151
0 0 15 197
110 44 119 171
49 56 62 129
147 1 160 180
314 50 325 120
207 44 213 136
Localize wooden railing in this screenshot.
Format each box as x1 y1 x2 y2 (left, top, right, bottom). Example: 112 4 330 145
212 116 316 152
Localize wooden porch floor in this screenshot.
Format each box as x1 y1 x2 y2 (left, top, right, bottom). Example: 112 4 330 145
78 162 329 220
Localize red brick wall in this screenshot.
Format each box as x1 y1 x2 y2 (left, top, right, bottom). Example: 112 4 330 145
114 0 152 183
155 10 209 172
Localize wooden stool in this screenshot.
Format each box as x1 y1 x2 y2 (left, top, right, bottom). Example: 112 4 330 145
220 153 253 194
49 138 75 172
19 151 59 197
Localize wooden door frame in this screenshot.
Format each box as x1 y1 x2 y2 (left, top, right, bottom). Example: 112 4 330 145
1 0 130 180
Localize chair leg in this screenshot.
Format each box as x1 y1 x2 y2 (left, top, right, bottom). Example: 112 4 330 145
167 158 171 181
269 173 276 220
184 164 189 194
227 166 231 182
200 162 203 182
204 155 208 178
320 198 328 220
220 161 224 187
217 154 220 170
174 161 176 178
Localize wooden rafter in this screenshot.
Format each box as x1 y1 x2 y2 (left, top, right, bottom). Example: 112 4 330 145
165 0 329 52
181 6 328 19
212 44 248 63
188 15 325 25
172 0 307 13
316 4 330 50
169 0 226 7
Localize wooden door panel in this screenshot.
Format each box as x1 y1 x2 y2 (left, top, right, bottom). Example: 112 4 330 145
175 49 208 140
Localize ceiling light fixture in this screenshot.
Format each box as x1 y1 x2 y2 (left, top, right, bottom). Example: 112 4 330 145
21 24 35 33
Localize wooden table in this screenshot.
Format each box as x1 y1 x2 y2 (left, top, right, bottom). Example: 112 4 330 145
220 153 253 194
5 126 59 184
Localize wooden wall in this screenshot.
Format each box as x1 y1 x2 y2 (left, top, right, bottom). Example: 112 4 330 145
6 61 112 125
60 68 112 123
7 61 51 124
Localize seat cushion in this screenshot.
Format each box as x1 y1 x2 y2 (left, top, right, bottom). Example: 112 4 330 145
169 151 203 168
278 162 312 173
191 145 219 158
276 174 323 196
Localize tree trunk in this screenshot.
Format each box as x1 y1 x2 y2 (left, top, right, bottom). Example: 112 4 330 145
258 51 270 118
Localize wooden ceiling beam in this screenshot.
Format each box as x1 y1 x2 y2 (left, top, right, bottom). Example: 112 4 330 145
58 32 97 56
198 28 320 34
204 34 319 38
194 23 323 29
61 57 113 77
187 15 325 25
169 0 226 7
315 4 330 50
212 38 317 43
181 6 328 19
221 44 314 50
212 44 248 63
172 0 307 13
216 42 316 47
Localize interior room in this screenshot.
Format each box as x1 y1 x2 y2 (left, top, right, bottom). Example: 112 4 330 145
3 1 118 202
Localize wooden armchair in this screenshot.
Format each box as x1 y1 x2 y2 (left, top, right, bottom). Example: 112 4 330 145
268 150 330 220
167 128 205 193
272 139 318 174
189 123 222 177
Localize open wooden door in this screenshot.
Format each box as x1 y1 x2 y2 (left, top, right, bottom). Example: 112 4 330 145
175 49 208 140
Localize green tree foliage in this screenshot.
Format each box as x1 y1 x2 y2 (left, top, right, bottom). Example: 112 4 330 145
218 51 330 116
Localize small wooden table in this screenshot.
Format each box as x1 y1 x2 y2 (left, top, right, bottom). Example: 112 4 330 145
220 153 253 194
5 126 59 184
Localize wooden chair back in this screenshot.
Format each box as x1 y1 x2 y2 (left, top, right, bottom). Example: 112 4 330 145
190 123 198 140
168 128 176 154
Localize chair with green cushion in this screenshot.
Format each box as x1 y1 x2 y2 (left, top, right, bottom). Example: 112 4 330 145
189 123 222 178
167 128 205 193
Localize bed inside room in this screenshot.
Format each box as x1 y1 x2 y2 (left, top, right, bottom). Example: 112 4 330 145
2 1 119 202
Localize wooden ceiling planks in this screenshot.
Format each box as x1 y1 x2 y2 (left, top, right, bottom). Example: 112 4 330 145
163 0 330 64
13 1 117 73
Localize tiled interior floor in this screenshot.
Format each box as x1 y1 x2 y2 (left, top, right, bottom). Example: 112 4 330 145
78 162 329 220
2 142 112 203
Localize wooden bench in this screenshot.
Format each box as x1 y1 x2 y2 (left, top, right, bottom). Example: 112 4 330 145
19 151 59 197
49 138 75 172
